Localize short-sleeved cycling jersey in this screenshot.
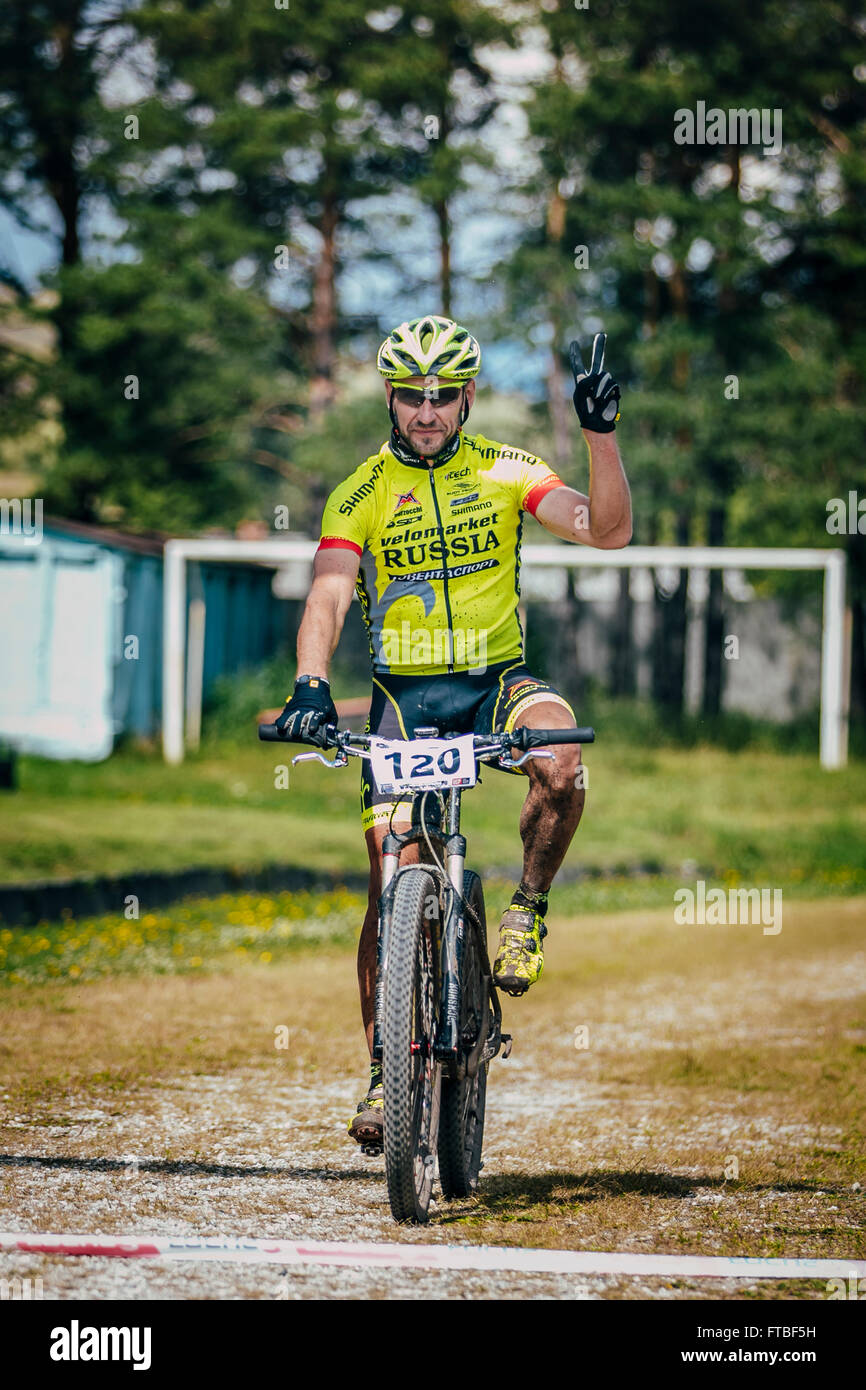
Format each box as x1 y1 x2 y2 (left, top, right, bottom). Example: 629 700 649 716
318 430 566 675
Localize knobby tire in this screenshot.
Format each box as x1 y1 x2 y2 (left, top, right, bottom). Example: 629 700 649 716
383 867 441 1223
438 869 490 1199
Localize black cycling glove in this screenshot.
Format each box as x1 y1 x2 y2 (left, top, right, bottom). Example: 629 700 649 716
274 675 338 747
569 333 621 432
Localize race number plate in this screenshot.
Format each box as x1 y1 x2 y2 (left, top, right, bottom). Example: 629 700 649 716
369 735 478 795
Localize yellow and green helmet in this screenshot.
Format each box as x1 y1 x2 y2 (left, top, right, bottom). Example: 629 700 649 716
377 314 482 382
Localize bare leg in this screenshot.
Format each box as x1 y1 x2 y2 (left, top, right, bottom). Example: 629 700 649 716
358 823 420 1057
510 699 585 896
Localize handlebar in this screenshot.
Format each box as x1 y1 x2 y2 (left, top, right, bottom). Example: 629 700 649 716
257 723 595 748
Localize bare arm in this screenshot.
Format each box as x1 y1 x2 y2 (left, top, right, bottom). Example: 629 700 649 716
295 549 360 679
534 431 632 548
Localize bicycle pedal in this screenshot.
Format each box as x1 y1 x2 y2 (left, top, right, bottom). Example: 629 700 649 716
360 1142 383 1157
501 1033 513 1059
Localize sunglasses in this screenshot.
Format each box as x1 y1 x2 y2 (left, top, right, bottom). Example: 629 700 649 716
392 384 463 406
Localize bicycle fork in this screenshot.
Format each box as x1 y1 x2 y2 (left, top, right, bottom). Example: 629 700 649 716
371 834 400 1064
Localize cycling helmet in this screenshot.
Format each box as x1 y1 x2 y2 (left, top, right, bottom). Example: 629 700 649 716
377 315 482 382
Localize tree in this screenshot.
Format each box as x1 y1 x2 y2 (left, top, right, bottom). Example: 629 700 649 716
502 0 866 720
377 0 515 317
41 198 285 529
0 0 137 473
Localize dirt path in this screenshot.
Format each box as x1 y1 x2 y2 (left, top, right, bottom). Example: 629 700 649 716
1 898 864 1300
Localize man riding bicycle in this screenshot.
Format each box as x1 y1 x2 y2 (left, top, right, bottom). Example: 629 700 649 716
273 314 632 1147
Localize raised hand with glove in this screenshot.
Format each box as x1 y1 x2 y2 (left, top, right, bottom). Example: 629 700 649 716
274 674 338 747
569 332 621 432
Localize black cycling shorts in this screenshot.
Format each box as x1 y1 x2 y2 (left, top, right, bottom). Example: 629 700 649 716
360 659 574 832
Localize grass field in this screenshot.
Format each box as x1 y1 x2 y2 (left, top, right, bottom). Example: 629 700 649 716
3 740 866 896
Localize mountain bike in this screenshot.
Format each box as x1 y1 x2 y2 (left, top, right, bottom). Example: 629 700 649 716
258 718 594 1223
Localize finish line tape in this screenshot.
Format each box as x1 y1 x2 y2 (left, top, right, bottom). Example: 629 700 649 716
1 1234 865 1279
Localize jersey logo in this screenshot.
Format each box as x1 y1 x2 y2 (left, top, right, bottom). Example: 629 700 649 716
338 458 385 515
505 679 543 697
393 488 419 510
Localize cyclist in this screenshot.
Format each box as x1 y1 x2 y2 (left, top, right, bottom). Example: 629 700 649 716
273 315 631 1147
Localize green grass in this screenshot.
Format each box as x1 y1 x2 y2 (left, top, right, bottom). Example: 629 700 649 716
0 887 364 985
2 735 865 899
0 876 721 982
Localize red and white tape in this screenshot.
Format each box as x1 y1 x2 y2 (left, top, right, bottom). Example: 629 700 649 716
1 1233 864 1279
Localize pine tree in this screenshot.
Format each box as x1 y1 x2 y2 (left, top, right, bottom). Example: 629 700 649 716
502 0 866 719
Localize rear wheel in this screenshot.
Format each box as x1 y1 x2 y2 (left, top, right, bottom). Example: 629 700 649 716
438 870 491 1199
382 868 442 1223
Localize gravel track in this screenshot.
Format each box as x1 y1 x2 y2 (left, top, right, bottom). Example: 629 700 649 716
1 900 863 1301
0 1058 854 1301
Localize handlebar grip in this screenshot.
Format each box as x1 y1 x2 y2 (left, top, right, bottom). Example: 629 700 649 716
257 723 284 741
516 726 595 748
257 721 340 745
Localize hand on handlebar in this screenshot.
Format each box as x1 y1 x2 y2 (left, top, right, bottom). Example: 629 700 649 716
273 675 338 748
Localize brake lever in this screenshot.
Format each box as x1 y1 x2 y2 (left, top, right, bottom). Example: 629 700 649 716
290 749 349 768
497 749 556 770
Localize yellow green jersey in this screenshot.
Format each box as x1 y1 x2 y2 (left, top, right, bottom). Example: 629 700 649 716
318 430 565 675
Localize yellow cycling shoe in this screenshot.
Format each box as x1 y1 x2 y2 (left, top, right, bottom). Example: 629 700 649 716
493 905 548 996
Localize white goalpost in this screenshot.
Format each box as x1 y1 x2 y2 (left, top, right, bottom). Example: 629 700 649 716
161 539 849 769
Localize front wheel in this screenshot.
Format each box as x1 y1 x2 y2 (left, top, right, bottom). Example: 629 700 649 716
438 870 491 1199
382 868 442 1223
